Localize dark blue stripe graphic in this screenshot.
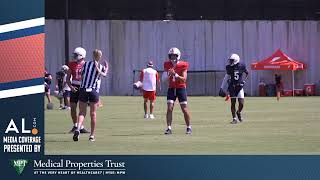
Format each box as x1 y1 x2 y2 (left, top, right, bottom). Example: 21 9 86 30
0 25 44 41
0 0 44 25
0 78 43 91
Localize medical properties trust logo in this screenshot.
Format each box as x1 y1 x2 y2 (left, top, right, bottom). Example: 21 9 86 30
10 159 28 175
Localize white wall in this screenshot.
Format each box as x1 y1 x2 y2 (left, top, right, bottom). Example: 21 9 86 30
45 20 320 96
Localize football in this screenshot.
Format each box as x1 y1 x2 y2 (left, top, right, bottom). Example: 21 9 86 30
133 81 143 89
47 103 54 110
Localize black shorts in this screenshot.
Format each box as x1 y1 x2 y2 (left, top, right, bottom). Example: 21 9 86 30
78 88 99 103
45 84 50 93
167 88 187 104
228 84 243 97
70 85 80 103
63 90 71 98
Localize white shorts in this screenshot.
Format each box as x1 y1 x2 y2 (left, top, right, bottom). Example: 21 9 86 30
230 88 244 99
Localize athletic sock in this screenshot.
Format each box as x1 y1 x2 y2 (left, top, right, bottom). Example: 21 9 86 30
168 126 172 130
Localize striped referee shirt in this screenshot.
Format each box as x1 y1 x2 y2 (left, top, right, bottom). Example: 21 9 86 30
80 61 106 89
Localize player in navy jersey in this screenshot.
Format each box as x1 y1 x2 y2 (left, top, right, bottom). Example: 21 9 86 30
44 68 53 108
221 54 249 124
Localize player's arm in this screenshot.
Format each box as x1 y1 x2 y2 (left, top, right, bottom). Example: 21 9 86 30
242 69 249 83
95 62 107 77
45 74 52 81
238 68 249 87
220 74 230 89
139 71 144 82
54 76 59 91
66 69 77 92
156 72 161 91
174 69 187 82
104 60 109 75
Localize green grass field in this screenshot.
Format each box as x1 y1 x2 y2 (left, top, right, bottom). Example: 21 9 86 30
45 96 320 155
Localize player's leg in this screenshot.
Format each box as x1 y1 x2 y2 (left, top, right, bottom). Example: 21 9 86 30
230 98 237 124
165 88 175 134
88 89 99 142
177 88 191 134
69 90 79 133
143 91 149 118
59 96 64 109
166 103 174 134
45 89 52 103
143 98 148 118
237 98 244 122
276 85 281 101
63 90 71 110
149 91 156 119
236 88 245 122
73 89 88 141
70 87 89 133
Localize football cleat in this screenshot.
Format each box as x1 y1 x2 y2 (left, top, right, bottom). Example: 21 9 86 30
69 126 77 133
80 128 90 133
149 114 155 119
144 114 149 119
164 129 172 135
89 135 95 142
236 111 243 122
230 118 238 124
186 127 192 134
73 130 80 141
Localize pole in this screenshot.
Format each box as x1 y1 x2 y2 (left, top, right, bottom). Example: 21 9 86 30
250 70 253 96
64 0 69 65
292 70 295 97
132 70 135 96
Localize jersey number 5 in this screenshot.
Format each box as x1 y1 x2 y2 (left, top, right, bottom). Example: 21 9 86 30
234 71 239 80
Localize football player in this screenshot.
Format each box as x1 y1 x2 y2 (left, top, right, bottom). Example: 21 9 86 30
221 53 249 124
55 65 71 110
66 47 89 133
139 61 160 119
44 68 53 108
163 47 192 134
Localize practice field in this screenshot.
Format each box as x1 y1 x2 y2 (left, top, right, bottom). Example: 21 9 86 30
45 96 320 155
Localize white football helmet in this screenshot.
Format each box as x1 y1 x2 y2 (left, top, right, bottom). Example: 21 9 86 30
168 47 181 62
61 65 69 71
229 53 240 66
73 47 86 61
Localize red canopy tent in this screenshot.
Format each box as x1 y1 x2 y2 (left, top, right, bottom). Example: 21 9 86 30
251 49 306 96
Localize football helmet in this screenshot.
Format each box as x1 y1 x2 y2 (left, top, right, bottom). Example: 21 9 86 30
168 47 181 62
228 53 240 66
73 47 86 61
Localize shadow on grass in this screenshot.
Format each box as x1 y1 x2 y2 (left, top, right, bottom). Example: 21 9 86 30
45 140 73 142
45 132 70 135
111 133 163 136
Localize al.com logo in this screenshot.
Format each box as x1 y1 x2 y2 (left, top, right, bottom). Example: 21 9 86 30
5 118 38 135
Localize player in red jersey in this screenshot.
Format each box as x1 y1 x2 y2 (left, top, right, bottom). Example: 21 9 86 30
66 47 89 133
163 47 192 135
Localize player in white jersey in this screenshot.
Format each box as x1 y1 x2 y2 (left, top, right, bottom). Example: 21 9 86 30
139 61 160 119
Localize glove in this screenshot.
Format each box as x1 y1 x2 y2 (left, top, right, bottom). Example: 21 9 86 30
239 81 246 87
